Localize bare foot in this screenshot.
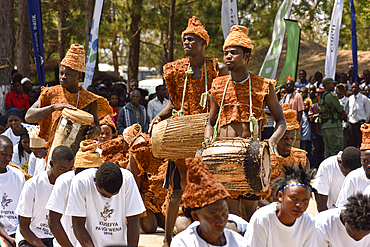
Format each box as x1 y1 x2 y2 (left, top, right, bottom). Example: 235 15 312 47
162 241 170 247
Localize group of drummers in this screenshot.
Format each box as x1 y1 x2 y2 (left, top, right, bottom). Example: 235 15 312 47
2 16 370 247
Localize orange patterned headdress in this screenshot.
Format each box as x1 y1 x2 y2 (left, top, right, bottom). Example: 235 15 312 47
286 75 294 82
99 115 117 134
60 43 85 72
74 140 102 168
360 124 370 150
183 157 230 209
223 25 254 51
181 16 210 46
281 103 300 130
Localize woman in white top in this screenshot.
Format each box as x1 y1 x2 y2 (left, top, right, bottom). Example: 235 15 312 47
11 127 31 169
1 108 23 146
245 165 317 247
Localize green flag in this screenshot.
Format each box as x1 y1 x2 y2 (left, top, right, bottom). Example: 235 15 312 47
278 19 301 87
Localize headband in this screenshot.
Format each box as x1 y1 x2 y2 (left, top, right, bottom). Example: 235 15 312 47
281 183 312 193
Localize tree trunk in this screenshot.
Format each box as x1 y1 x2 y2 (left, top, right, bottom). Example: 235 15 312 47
17 0 31 78
85 0 95 52
128 0 142 82
168 0 176 62
0 0 14 115
58 0 66 61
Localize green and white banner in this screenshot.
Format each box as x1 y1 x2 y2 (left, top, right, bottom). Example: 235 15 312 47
221 0 238 40
259 0 293 79
278 19 301 87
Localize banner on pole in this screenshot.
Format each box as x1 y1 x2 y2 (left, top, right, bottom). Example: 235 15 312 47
26 0 45 86
324 0 344 79
350 0 358 82
259 0 293 79
221 0 238 40
84 0 105 88
278 19 301 87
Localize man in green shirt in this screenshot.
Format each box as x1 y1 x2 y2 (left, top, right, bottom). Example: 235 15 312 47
319 78 348 158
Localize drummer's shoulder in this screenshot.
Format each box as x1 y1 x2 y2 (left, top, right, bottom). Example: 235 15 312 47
163 58 188 72
250 74 277 87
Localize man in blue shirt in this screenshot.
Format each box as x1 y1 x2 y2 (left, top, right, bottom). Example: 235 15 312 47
295 70 310 88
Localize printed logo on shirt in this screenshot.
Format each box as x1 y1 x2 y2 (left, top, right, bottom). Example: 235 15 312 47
1 193 12 209
100 203 114 221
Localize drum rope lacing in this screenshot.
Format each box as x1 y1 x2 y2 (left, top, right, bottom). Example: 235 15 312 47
211 71 259 142
172 59 208 117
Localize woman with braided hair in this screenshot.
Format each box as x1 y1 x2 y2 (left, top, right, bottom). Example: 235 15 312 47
11 127 31 170
245 165 316 247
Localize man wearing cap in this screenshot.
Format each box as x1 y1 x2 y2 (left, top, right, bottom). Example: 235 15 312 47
25 44 112 148
319 78 348 158
5 75 30 116
347 82 370 148
205 25 286 221
21 78 33 96
150 16 228 246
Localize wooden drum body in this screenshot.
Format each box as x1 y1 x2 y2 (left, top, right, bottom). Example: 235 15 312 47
201 138 270 194
151 113 208 159
49 108 94 156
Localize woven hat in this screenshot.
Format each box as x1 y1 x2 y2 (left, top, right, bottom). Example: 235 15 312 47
74 140 102 168
60 43 85 73
99 115 117 134
281 103 300 130
181 16 210 46
26 125 48 148
122 124 142 146
360 123 370 150
223 25 254 51
183 157 230 209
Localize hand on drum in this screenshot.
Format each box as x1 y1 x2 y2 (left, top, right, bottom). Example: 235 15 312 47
148 115 161 135
86 123 101 140
53 103 77 111
268 137 280 157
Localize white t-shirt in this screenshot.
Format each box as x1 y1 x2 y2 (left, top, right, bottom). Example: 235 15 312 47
45 171 77 247
244 202 315 247
364 185 370 195
312 154 345 209
314 207 370 246
11 143 31 168
0 166 25 235
171 221 247 247
1 128 20 146
228 214 249 234
65 168 145 247
336 167 370 207
15 170 54 243
27 152 46 177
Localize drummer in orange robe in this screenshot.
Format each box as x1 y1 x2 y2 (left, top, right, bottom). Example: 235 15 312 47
150 16 228 246
205 25 287 221
260 104 310 201
25 44 112 147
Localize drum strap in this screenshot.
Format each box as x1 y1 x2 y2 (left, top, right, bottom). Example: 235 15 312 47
212 76 231 142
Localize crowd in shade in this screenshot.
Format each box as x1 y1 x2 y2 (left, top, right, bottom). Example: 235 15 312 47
1 16 370 247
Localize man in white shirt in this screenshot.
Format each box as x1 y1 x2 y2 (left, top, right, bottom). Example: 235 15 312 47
347 82 370 148
314 147 361 212
315 193 370 246
0 136 26 247
147 85 169 122
66 162 145 247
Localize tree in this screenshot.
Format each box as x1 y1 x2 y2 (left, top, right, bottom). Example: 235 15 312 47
128 0 143 82
17 0 31 78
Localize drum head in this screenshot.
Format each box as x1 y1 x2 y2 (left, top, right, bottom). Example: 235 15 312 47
260 146 271 191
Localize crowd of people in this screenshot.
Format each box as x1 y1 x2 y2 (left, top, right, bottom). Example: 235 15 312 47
1 16 370 247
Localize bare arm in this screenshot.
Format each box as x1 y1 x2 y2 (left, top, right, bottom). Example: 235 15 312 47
149 100 175 133
316 194 329 212
127 215 140 246
19 216 47 247
217 62 229 77
49 211 73 247
25 98 76 123
205 94 220 142
72 216 95 247
0 225 15 247
85 101 101 140
266 84 287 156
340 110 348 122
297 110 303 124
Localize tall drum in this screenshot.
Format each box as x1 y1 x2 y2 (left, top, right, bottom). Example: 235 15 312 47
151 113 209 159
201 138 270 194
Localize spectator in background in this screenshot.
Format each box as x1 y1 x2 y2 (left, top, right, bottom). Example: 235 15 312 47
138 88 149 108
5 75 30 116
295 70 309 88
87 84 96 93
315 71 323 89
337 83 350 148
147 85 169 122
278 84 287 104
360 69 370 90
281 76 304 148
1 109 23 146
96 83 108 98
363 85 370 97
117 90 149 134
347 82 370 148
126 79 139 103
307 75 318 89
338 72 350 90
21 78 33 96
108 92 120 124
11 127 32 170
301 99 311 157
299 86 308 100
0 116 6 134
28 90 39 107
308 84 318 104
102 77 113 94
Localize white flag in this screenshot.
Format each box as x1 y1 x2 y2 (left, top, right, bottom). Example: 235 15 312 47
221 0 238 40
259 0 293 79
84 0 105 88
325 0 344 79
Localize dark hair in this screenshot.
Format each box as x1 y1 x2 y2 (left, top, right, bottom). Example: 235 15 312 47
109 92 119 101
130 89 141 98
342 146 361 170
0 135 13 147
155 84 166 93
308 76 314 82
271 164 317 200
314 71 323 80
343 193 370 231
95 162 123 194
92 77 102 84
299 70 306 76
18 128 30 162
75 168 87 174
51 145 74 162
12 73 23 84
